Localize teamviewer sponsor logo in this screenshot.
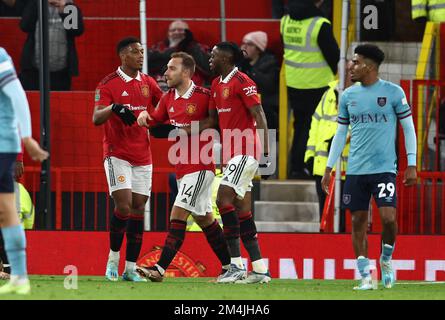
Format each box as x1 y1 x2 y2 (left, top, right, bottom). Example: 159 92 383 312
127 105 147 111
217 107 232 113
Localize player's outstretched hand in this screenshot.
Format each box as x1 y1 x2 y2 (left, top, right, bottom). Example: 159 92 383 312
23 137 49 162
403 166 417 186
321 168 332 195
137 110 153 128
112 104 137 126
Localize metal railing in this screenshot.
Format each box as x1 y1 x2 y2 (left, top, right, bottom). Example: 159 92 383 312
24 166 175 231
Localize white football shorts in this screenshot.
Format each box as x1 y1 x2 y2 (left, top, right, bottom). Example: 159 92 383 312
104 156 152 196
220 155 258 200
174 170 214 216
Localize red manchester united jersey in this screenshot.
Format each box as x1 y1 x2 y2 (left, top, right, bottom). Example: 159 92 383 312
209 67 262 162
95 67 163 166
150 82 215 179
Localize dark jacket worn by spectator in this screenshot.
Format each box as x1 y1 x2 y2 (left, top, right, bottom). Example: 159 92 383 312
0 0 27 16
282 0 339 179
19 0 84 91
239 31 279 131
146 20 211 89
239 52 279 130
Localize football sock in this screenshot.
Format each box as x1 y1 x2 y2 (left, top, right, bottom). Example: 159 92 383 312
2 225 27 277
219 204 241 258
252 259 268 274
239 211 263 262
357 256 370 278
154 264 165 276
108 250 120 264
157 219 187 271
0 230 10 273
125 261 135 273
125 214 144 263
381 243 395 262
231 257 244 269
109 209 129 252
10 275 29 284
202 219 231 267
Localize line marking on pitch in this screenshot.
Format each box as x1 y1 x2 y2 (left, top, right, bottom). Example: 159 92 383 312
397 281 445 285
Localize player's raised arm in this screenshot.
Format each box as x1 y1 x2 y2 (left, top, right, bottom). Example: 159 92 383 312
92 104 113 126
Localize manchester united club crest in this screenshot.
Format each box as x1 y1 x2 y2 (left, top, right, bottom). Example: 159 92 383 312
141 85 150 98
186 103 197 115
222 87 230 99
137 246 206 278
377 97 387 107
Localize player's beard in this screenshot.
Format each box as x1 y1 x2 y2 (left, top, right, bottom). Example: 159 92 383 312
166 78 179 89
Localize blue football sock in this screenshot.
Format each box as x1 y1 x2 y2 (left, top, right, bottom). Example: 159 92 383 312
381 243 395 262
2 225 27 277
357 256 370 278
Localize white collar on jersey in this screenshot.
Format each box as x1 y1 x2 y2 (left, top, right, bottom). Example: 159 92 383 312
219 67 238 84
117 67 142 83
174 80 196 100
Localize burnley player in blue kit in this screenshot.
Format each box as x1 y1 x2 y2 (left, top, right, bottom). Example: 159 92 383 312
0 47 48 295
322 44 417 290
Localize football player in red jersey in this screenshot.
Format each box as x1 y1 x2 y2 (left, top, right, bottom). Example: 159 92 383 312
135 52 231 282
204 42 271 283
92 37 163 282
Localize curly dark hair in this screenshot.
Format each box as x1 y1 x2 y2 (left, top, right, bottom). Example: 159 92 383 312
354 44 385 66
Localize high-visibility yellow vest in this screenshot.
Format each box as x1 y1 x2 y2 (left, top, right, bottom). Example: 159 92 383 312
304 80 349 177
14 182 35 230
186 170 222 232
280 15 335 89
412 0 445 22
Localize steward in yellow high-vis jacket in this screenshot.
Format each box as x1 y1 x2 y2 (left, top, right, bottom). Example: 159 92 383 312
412 0 445 22
280 0 339 178
304 80 350 224
14 182 34 230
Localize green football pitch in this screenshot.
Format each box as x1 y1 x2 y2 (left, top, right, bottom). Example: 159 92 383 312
1 276 445 300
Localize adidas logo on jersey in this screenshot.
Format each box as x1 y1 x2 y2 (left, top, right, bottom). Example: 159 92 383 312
121 91 129 96
169 106 175 113
181 198 188 204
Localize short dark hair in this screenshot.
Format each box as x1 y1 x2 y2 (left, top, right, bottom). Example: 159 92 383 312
215 41 245 65
354 44 385 66
117 37 140 55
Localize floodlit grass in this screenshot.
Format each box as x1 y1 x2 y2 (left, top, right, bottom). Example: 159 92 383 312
1 276 445 300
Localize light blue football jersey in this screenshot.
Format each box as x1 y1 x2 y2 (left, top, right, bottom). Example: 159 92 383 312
0 47 20 153
337 79 412 174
